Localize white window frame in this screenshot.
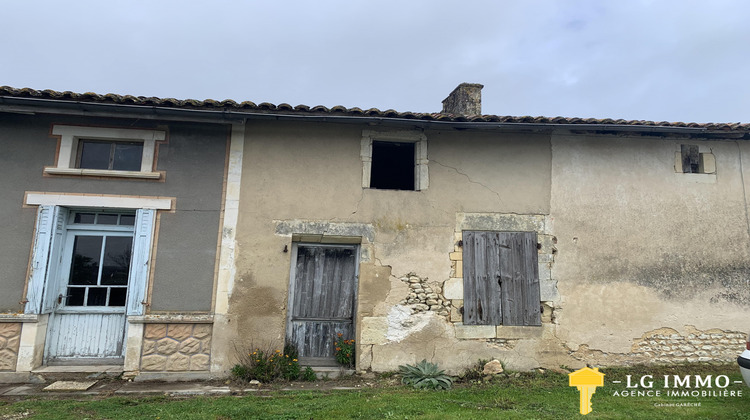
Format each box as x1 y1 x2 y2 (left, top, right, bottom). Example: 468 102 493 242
45 125 165 179
361 129 428 191
24 193 168 316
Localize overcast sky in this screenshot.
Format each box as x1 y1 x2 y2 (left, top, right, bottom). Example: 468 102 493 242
2 1 749 123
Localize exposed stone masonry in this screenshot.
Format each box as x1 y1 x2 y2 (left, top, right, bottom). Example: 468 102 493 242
631 327 745 363
0 323 20 371
141 323 212 372
398 273 451 317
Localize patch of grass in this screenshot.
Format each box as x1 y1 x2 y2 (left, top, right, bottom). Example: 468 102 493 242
0 363 746 419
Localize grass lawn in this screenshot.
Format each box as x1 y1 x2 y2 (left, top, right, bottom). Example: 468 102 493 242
0 363 747 419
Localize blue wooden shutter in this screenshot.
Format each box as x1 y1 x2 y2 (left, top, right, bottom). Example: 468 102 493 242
126 209 156 316
26 206 68 314
40 207 68 314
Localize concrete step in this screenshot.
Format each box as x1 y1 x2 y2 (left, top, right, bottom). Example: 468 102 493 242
311 367 355 379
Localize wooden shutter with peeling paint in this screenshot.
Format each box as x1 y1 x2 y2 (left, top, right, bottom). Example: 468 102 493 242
26 205 68 314
126 209 156 316
463 231 541 326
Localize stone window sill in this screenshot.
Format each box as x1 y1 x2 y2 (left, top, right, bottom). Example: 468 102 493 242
44 167 162 180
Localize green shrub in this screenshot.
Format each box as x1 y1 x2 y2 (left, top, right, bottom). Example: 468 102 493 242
334 333 355 368
301 366 317 381
231 343 301 383
399 359 453 390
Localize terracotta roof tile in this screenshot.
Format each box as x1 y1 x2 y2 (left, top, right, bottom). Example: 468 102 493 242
1 85 748 131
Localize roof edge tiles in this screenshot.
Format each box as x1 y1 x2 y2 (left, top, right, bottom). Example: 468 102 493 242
0 85 748 131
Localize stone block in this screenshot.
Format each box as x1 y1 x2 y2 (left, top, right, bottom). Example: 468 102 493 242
141 339 158 355
178 337 202 355
538 262 551 281
537 235 556 254
5 336 19 353
141 354 167 371
166 353 191 371
443 278 463 300
192 324 212 340
539 279 559 301
483 359 504 375
144 324 168 339
190 354 210 371
454 261 463 278
450 305 463 323
360 317 388 345
0 349 17 371
455 324 496 339
156 337 179 355
168 324 193 341
496 326 544 339
449 252 462 261
700 153 716 174
0 323 21 338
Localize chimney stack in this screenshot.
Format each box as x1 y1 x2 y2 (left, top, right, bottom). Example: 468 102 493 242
441 83 483 116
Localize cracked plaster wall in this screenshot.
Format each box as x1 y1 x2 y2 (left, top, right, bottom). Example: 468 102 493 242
551 134 750 363
222 122 750 374
225 120 556 373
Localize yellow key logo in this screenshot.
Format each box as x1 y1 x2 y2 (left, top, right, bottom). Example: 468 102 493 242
569 367 605 415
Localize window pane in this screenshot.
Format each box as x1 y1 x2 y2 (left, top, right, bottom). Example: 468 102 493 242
79 141 112 170
74 213 96 224
101 236 132 285
108 288 127 306
97 214 118 225
87 287 107 306
69 236 102 285
66 287 85 306
112 142 143 171
119 215 135 226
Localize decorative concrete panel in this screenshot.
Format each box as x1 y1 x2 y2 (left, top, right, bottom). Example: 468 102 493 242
141 323 212 371
0 323 21 371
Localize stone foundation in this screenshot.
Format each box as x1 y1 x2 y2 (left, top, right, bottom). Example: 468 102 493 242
0 323 21 371
631 327 745 363
140 323 212 372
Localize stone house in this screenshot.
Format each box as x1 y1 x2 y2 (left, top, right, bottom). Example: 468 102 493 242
0 84 747 379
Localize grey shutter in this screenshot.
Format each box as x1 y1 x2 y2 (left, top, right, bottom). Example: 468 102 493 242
498 232 541 326
463 231 541 326
126 209 156 316
463 231 503 325
26 205 68 314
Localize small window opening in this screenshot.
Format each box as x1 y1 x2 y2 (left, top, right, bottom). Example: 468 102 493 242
681 145 700 174
77 139 144 171
370 141 415 190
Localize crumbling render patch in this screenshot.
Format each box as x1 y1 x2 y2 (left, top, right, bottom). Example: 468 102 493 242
398 273 451 317
385 305 433 343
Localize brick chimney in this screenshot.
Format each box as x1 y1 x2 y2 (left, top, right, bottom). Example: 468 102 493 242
441 83 483 116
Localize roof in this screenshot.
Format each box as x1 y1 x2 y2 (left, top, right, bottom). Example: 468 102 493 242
2 85 749 133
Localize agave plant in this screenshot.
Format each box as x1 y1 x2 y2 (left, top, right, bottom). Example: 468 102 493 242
399 359 453 390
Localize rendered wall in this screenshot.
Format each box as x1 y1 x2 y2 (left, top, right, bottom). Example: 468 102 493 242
551 134 750 365
228 120 554 374
0 113 226 313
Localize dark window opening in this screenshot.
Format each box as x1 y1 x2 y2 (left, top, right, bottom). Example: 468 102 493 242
681 145 700 173
370 141 415 190
78 140 143 171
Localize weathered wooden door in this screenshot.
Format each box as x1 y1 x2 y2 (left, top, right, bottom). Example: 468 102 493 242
463 231 541 326
287 244 358 366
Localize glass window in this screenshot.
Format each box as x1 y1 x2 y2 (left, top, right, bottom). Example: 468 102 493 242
64 213 134 308
78 140 143 171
